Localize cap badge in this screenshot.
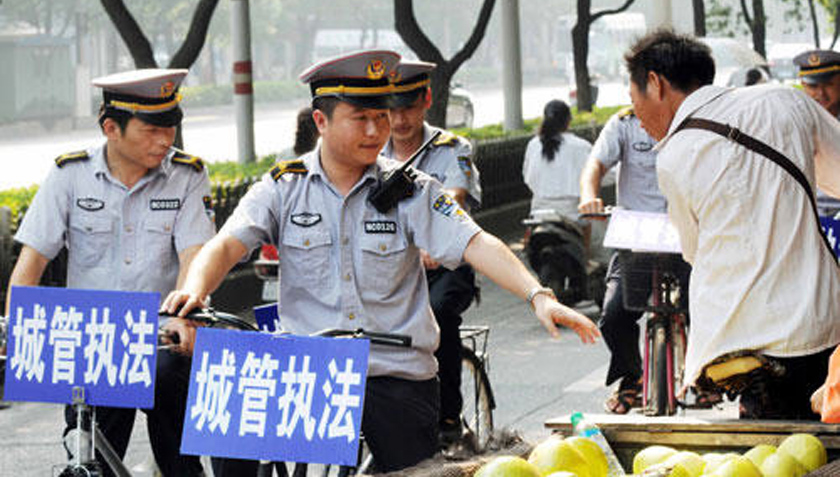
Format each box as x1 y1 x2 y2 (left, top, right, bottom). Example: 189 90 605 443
809 53 821 66
160 80 175 98
389 70 402 84
366 60 386 80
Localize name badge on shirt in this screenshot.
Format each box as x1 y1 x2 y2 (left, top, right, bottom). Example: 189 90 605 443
150 199 181 211
291 212 322 227
364 220 397 234
633 141 653 152
76 198 104 212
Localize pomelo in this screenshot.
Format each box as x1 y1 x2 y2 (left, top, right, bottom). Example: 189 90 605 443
528 437 590 477
475 455 542 477
565 436 608 477
777 433 827 471
759 450 808 477
743 444 776 468
633 445 678 474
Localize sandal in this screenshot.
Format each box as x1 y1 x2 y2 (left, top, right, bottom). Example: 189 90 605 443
604 387 642 414
693 389 723 409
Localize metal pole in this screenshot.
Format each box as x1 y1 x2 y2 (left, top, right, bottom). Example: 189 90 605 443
651 0 674 28
231 0 255 163
501 0 523 131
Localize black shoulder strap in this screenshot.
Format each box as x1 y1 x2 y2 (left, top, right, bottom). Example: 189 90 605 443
674 117 837 264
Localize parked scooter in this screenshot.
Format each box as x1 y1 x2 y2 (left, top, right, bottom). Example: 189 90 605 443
522 209 607 308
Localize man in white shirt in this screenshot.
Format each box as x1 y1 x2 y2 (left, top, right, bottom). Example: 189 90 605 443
625 29 840 419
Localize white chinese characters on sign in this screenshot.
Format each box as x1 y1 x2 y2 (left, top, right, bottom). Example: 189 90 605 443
49 306 84 384
238 352 279 437
277 355 317 440
84 308 117 385
191 349 237 434
10 304 47 383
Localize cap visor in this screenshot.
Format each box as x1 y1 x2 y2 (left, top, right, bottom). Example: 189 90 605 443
391 90 424 108
336 94 395 110
135 107 183 127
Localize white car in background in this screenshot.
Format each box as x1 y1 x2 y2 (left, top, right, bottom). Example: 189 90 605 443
767 42 813 83
701 37 771 86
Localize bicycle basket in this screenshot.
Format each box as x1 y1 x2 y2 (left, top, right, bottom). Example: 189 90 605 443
618 250 690 313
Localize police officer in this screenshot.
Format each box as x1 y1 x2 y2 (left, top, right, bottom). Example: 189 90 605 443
162 50 600 473
795 49 840 216
5 69 216 476
578 108 675 414
380 60 481 445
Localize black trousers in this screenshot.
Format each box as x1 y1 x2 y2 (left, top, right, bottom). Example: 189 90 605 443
427 264 476 423
740 347 834 420
64 350 202 477
213 376 440 475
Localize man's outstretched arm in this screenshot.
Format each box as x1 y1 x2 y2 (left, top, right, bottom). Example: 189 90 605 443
462 231 600 344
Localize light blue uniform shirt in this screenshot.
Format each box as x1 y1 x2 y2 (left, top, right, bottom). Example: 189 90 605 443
220 148 482 380
15 143 215 297
381 124 482 211
592 111 667 213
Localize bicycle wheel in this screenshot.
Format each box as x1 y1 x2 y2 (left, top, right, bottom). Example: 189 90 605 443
461 347 494 452
671 314 688 401
646 321 670 416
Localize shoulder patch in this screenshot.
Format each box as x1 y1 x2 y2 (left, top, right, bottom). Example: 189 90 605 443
55 150 90 168
171 149 205 172
270 159 308 181
433 131 461 147
618 107 636 120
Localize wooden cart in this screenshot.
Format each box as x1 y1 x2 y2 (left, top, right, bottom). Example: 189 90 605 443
545 413 840 475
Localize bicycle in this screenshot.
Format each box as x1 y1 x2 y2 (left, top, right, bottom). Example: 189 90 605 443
584 208 694 417
458 325 495 453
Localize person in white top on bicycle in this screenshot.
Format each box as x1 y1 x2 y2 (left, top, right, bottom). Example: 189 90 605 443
628 29 840 420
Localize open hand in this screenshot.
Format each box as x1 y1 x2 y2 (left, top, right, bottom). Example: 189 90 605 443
533 295 601 343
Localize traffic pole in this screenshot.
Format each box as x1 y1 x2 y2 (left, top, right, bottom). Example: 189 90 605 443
501 0 523 131
231 0 255 163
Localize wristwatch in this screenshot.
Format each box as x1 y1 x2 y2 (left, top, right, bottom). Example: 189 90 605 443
526 286 557 310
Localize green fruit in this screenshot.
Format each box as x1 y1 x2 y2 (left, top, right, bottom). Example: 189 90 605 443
759 450 808 477
700 453 738 474
777 433 827 471
565 436 608 477
743 444 776 468
528 437 590 477
706 456 761 477
633 445 678 474
660 451 705 477
546 473 579 477
475 456 542 477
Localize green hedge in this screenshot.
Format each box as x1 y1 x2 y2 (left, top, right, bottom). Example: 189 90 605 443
0 185 39 223
181 81 309 108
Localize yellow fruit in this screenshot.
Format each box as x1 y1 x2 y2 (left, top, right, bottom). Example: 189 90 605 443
777 433 827 471
565 436 608 477
700 453 738 474
546 473 579 477
660 451 705 477
759 450 808 477
475 456 542 477
743 444 776 468
706 455 762 477
633 445 678 474
528 437 590 477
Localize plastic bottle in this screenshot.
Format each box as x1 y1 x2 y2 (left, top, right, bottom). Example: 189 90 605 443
571 411 626 476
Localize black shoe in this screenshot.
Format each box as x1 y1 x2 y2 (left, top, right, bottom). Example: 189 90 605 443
438 418 463 447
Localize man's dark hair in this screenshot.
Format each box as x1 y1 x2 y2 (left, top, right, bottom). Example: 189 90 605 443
312 96 340 119
624 29 715 94
98 104 132 133
538 99 571 162
293 106 319 156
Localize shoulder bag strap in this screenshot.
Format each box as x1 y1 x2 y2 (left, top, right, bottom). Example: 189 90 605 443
673 117 837 264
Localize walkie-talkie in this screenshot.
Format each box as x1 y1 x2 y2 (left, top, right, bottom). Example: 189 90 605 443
368 130 442 214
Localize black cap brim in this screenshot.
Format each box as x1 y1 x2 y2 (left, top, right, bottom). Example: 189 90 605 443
135 107 183 127
391 89 424 108
327 94 395 110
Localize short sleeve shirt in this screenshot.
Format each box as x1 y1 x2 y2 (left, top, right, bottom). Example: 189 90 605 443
15 143 215 298
522 131 592 204
219 148 483 380
381 124 482 211
591 112 667 212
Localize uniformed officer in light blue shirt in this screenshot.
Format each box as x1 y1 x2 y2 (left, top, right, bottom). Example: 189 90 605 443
163 50 600 473
7 68 215 476
380 59 482 446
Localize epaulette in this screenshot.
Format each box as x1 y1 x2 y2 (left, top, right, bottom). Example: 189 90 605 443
55 150 90 168
270 159 307 181
618 107 636 120
171 149 205 172
433 131 461 147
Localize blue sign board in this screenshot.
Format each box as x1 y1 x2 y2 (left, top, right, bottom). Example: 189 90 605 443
4 286 160 408
181 328 370 466
253 303 280 332
821 216 840 257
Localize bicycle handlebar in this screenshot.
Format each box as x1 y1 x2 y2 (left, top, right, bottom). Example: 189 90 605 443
313 328 412 348
579 205 614 220
159 308 259 332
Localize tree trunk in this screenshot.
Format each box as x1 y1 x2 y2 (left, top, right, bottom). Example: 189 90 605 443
169 0 221 68
832 6 840 49
100 0 156 68
808 0 820 48
394 0 496 128
573 0 593 112
751 0 766 58
692 0 706 37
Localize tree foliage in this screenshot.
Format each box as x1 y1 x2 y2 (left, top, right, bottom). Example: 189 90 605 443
394 0 496 127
